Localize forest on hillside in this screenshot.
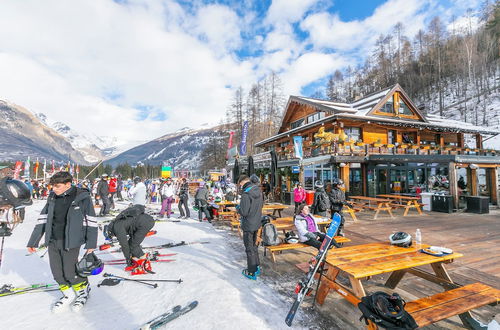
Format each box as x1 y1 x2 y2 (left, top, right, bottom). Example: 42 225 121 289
200 1 500 172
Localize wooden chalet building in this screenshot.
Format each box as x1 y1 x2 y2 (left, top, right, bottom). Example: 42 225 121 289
248 84 500 209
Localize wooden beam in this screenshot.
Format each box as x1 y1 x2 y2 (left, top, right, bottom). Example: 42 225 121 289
449 162 459 209
457 133 464 148
490 168 498 205
470 168 478 196
341 164 350 192
476 134 483 149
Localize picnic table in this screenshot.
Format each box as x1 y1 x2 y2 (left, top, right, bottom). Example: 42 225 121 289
262 203 288 217
215 200 237 212
315 242 499 329
348 196 394 220
377 194 423 216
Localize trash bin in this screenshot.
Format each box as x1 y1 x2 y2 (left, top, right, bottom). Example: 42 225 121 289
305 190 315 205
465 196 489 214
420 192 433 211
431 194 453 213
281 192 293 205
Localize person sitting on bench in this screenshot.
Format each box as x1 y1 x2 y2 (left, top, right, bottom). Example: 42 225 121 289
294 204 330 250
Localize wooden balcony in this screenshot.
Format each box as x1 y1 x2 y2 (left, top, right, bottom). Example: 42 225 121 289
275 142 499 161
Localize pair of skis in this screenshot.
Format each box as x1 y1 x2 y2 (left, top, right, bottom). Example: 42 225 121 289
140 301 198 330
103 252 177 265
285 212 342 327
96 240 210 255
0 283 59 297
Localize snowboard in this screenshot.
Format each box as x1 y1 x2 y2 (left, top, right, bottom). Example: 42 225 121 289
140 301 198 329
285 213 342 327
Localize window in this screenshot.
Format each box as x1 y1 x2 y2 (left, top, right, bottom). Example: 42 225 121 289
388 130 397 144
344 127 361 141
397 97 412 115
306 111 325 124
380 96 394 113
290 118 304 129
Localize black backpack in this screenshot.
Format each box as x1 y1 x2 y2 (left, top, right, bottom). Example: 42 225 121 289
358 292 418 330
317 192 330 212
261 222 280 246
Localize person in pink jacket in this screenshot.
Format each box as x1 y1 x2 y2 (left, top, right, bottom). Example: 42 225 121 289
293 183 306 214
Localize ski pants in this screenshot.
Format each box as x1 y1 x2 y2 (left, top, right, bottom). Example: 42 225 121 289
100 195 111 216
160 196 174 217
128 220 155 259
178 195 190 218
242 230 260 274
48 239 86 286
117 190 123 201
304 232 326 250
109 192 116 209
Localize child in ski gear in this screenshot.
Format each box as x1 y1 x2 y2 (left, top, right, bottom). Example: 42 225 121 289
194 183 211 222
294 204 328 250
177 178 190 219
129 176 147 206
26 171 97 312
104 204 155 275
311 180 329 217
237 175 263 280
328 178 349 236
97 174 111 216
293 183 306 214
159 177 175 218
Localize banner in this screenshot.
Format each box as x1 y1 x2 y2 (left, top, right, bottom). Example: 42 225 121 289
43 159 47 177
24 156 30 178
76 164 80 174
51 160 55 174
239 121 249 155
161 163 172 178
226 131 235 160
34 158 39 179
14 161 23 179
293 136 303 159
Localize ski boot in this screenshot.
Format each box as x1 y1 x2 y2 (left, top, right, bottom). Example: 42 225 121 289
131 257 153 275
295 280 314 296
71 281 90 312
255 266 262 277
242 269 257 280
51 285 75 313
125 259 139 272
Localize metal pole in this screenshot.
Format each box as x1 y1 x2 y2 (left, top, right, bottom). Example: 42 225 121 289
83 160 103 180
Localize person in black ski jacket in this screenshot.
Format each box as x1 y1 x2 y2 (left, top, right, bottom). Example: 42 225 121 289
104 204 155 275
27 171 98 313
237 175 263 280
194 182 211 222
311 180 329 217
177 178 190 219
96 174 111 216
328 178 350 236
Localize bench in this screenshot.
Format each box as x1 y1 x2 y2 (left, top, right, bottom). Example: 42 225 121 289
344 206 362 222
263 236 351 263
218 211 236 221
404 282 500 329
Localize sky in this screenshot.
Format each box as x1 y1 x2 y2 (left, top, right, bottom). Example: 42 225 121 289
0 0 484 144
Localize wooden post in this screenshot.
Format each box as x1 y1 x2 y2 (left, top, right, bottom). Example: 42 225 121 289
416 130 421 145
475 134 483 149
470 168 478 196
457 133 464 148
449 162 459 209
438 134 444 147
490 167 498 205
340 164 350 192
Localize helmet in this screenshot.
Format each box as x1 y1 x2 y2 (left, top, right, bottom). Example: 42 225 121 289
102 224 113 241
0 177 33 209
285 231 299 244
314 180 324 188
101 173 109 179
332 178 344 186
76 252 104 277
389 232 412 247
250 174 260 184
133 176 141 184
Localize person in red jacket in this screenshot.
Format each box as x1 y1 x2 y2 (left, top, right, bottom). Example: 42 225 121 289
293 183 306 214
108 176 118 210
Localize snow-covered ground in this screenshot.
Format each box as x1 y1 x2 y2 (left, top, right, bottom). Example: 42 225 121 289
0 200 298 330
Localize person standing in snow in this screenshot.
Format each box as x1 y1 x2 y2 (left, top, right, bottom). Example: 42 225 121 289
237 175 263 280
129 176 147 206
159 177 175 218
27 171 98 313
177 177 190 219
116 176 124 201
194 182 211 222
96 174 111 216
108 175 118 210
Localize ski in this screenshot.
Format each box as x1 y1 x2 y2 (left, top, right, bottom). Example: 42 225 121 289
99 230 157 250
142 241 210 250
285 213 342 327
140 300 199 330
155 219 181 223
0 283 59 297
102 252 177 263
104 259 175 265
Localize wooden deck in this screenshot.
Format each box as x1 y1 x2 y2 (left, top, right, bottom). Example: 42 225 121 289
252 205 500 329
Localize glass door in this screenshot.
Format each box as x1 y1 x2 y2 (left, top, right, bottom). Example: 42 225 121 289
390 169 407 193
377 169 388 194
349 168 363 196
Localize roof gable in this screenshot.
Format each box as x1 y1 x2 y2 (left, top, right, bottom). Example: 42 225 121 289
367 84 427 122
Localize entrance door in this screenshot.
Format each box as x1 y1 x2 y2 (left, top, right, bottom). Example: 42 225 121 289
377 169 388 194
349 168 363 196
390 169 407 193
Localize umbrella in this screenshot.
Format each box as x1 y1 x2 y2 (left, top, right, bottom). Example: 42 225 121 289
270 150 278 189
247 156 255 177
232 159 240 184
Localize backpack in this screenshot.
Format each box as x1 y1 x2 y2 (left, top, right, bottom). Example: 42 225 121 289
317 192 330 212
358 292 418 330
261 222 280 246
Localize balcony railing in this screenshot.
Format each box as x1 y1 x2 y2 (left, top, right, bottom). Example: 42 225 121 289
275 142 499 161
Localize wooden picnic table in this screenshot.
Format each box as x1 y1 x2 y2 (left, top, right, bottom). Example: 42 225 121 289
262 203 288 217
215 200 237 212
314 242 499 329
377 194 423 216
348 196 394 220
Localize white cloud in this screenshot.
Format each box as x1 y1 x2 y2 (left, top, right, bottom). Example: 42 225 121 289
266 0 319 25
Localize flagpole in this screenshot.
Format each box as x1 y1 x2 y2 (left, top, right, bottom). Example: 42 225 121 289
83 160 103 180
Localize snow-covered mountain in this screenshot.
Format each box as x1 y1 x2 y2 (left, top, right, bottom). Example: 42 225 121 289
0 100 90 164
106 126 224 168
35 113 123 163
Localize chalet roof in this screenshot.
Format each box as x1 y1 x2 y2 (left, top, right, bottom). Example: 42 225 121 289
256 84 499 147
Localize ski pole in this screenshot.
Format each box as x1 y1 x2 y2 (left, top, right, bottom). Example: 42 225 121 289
127 278 182 283
103 273 158 288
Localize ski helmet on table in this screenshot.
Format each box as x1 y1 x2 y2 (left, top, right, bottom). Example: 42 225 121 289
284 231 299 244
76 252 104 277
0 177 33 209
389 232 412 247
332 178 344 186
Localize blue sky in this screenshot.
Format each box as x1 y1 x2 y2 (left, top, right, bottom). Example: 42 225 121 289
0 0 484 142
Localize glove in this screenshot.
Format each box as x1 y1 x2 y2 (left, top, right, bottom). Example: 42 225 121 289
305 232 316 241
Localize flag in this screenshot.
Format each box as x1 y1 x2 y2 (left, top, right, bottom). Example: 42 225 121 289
34 158 39 176
76 164 80 174
226 131 235 159
67 161 71 172
293 136 303 159
24 156 30 178
43 159 47 176
51 160 55 173
14 161 23 179
239 121 249 155
69 163 74 175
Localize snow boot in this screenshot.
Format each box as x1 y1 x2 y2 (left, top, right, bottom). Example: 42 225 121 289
52 285 75 313
255 266 262 277
242 269 257 280
125 259 139 272
71 281 90 312
131 258 153 275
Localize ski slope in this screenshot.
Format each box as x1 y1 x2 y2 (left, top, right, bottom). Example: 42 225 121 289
0 200 298 330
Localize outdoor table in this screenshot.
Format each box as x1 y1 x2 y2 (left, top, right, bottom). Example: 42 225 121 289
348 196 394 219
262 203 288 217
216 200 237 212
377 194 423 216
